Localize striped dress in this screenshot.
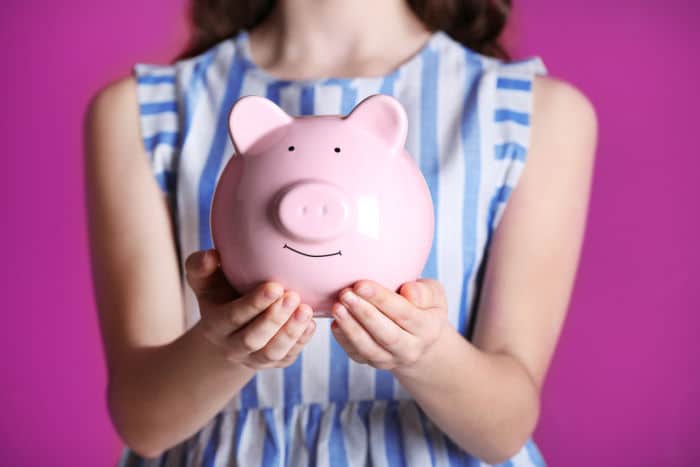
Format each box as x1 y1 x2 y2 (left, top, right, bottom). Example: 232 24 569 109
122 28 548 467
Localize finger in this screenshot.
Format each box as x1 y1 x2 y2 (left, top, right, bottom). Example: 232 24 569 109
331 302 394 363
398 281 429 309
352 280 424 334
221 282 286 333
230 291 300 353
279 320 317 365
255 304 313 362
330 321 368 364
185 249 238 304
339 287 413 351
200 281 285 338
399 279 447 310
409 279 447 309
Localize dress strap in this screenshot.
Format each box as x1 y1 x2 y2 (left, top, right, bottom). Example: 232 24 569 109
132 63 181 198
485 56 548 234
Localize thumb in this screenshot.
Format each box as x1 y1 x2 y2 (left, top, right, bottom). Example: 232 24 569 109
400 280 431 308
185 249 234 302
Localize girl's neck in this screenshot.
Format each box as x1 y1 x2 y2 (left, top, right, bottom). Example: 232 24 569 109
247 0 432 81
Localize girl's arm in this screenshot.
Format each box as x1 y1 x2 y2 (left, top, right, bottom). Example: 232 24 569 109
396 76 598 463
84 77 315 458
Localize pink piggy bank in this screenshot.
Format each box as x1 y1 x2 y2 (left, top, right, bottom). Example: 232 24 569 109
210 94 434 317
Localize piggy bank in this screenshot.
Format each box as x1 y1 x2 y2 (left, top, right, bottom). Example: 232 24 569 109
210 94 434 317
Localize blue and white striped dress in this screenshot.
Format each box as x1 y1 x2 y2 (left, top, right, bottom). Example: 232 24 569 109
122 28 548 467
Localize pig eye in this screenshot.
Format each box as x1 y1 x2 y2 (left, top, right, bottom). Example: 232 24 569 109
288 146 295 152
334 147 341 153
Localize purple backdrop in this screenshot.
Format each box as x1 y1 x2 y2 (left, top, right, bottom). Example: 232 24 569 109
2 1 698 465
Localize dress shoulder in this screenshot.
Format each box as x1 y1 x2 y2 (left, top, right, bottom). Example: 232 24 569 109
131 63 181 196
130 39 231 198
434 31 548 235
478 53 548 234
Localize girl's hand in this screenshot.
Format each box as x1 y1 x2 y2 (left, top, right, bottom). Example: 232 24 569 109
185 249 316 370
330 278 448 372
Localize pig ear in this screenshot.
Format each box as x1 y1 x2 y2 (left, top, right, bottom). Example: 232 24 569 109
343 94 407 154
228 95 293 154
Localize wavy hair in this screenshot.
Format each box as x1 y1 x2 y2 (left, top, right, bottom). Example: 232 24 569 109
177 0 512 61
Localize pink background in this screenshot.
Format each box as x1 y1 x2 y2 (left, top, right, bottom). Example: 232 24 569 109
2 0 698 465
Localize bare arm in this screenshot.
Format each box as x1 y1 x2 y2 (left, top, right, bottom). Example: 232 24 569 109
391 76 598 463
84 77 315 458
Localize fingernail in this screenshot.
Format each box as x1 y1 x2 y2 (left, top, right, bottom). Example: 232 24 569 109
295 306 311 321
265 284 284 300
411 284 423 303
197 251 209 269
341 290 358 305
210 249 221 264
356 283 374 298
334 304 348 319
283 293 299 309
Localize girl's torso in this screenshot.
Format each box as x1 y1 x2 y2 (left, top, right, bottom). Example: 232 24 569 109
122 29 547 466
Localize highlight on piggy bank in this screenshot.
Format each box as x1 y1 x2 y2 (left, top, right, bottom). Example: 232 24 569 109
210 94 435 317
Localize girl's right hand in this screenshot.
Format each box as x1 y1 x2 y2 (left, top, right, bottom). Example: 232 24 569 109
185 249 316 370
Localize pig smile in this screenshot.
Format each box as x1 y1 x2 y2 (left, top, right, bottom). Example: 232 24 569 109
283 243 342 258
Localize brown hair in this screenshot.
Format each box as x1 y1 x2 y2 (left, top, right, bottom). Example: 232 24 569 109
177 0 512 61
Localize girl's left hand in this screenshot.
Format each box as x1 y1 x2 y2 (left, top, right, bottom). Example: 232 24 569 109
330 278 449 372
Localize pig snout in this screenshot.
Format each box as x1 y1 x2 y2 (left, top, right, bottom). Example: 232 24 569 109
276 181 350 242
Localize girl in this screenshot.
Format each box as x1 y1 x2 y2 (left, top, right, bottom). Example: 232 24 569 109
84 0 597 465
